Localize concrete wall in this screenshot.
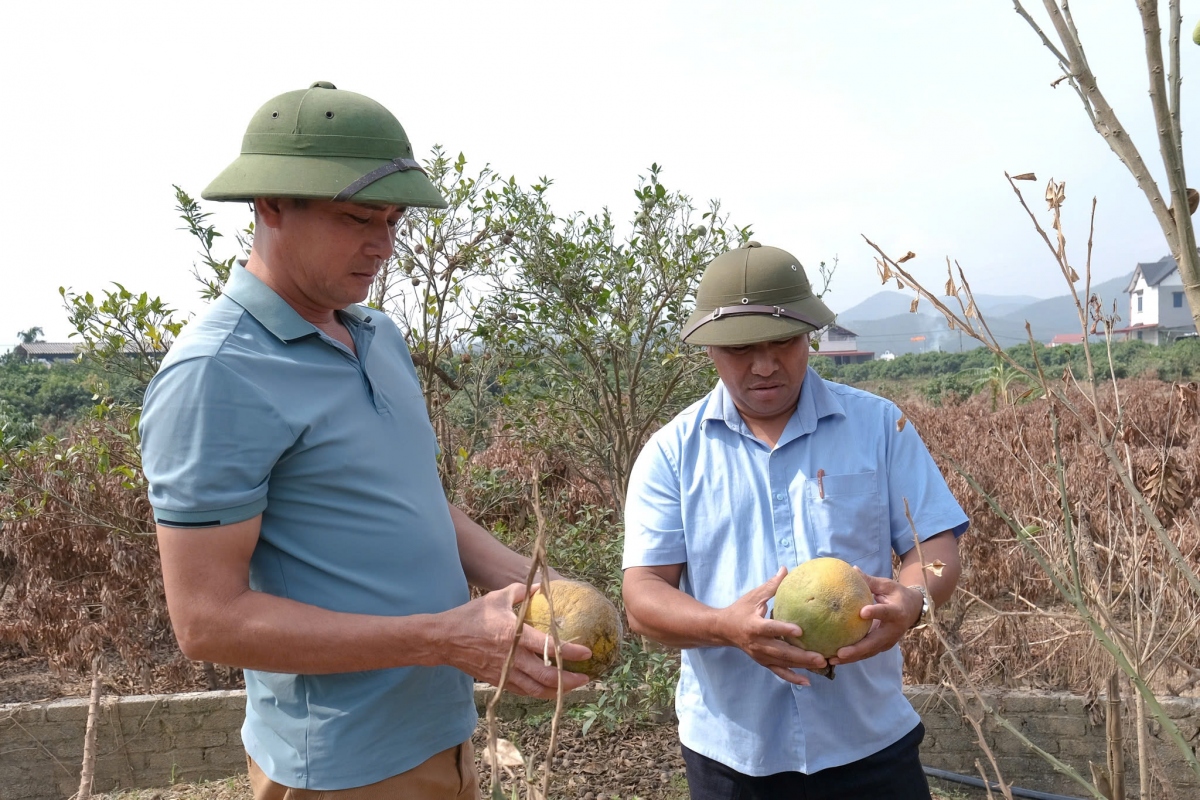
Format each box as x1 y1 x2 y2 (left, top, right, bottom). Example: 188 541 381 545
908 687 1199 797
2 686 1197 799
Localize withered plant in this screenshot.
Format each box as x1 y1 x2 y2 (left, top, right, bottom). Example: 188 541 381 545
0 405 196 692
869 173 1200 798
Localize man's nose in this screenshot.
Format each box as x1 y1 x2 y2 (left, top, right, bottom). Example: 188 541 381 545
750 352 778 375
365 220 395 259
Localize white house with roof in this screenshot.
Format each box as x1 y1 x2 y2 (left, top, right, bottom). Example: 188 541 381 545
1122 255 1197 344
814 324 874 364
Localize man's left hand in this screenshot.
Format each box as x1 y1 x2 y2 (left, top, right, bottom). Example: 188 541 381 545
827 569 923 667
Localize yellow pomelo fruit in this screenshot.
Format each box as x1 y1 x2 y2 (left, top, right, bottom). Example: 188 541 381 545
772 557 874 657
523 580 622 679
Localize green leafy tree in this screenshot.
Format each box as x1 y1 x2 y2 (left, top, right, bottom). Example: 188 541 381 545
59 284 183 392
0 398 38 449
477 165 750 510
16 326 43 345
371 148 514 464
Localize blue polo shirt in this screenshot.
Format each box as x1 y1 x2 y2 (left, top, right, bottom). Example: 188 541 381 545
623 370 968 776
139 266 476 790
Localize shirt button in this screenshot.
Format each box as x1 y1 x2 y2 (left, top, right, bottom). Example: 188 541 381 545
774 492 785 501
781 538 792 547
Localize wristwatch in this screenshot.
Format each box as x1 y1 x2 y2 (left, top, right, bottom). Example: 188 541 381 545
907 584 933 630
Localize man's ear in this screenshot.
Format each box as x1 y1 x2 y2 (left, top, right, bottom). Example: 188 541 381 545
253 197 287 229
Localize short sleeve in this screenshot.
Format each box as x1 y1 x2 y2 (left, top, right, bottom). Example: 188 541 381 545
140 356 296 527
885 405 969 555
623 436 688 568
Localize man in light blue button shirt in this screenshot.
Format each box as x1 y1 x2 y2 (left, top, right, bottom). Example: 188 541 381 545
141 83 590 799
623 242 968 800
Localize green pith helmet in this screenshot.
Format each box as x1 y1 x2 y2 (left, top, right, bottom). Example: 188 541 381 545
681 242 835 346
203 81 448 209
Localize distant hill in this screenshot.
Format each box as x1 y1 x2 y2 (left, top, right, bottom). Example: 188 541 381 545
839 292 1041 325
829 273 1132 357
1000 273 1132 329
838 291 929 321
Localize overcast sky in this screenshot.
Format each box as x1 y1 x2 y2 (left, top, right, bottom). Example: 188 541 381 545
3 1 1197 343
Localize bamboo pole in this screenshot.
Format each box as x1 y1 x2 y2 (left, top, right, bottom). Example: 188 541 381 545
1106 673 1125 800
76 656 102 800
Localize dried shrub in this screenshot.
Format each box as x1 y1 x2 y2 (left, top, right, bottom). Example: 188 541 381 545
900 381 1200 694
0 408 198 691
451 413 611 534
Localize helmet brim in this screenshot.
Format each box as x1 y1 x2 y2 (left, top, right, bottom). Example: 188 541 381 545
682 295 836 347
202 154 449 209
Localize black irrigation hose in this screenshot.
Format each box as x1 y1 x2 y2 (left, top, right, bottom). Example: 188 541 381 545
924 766 1087 800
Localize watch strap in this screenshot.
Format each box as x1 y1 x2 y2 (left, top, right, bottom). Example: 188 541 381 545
907 584 933 630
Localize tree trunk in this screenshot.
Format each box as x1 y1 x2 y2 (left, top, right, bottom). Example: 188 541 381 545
1022 1 1200 330
1135 0 1200 334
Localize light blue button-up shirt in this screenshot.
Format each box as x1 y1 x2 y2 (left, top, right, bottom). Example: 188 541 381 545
140 267 476 790
623 369 968 776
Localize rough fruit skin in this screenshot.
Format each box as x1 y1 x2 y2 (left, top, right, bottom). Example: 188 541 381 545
523 580 622 679
772 558 874 657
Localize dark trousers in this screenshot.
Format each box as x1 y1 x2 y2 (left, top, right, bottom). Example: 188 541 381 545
682 722 930 800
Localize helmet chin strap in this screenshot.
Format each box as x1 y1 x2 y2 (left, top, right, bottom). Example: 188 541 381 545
681 304 821 342
332 157 427 202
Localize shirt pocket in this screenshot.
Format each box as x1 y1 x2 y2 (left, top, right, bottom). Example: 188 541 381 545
802 470 885 564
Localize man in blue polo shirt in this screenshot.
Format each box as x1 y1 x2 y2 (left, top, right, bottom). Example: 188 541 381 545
140 82 591 799
622 242 969 800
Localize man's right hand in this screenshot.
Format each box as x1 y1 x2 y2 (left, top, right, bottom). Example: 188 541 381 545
439 583 592 699
717 567 829 686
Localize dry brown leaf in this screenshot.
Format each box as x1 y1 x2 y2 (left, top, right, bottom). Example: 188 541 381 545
482 738 526 769
925 560 946 578
945 277 956 296
876 258 893 284
1067 266 1080 283
1045 179 1066 209
897 251 917 264
897 415 908 432
1012 172 1037 181
965 301 978 319
909 298 920 314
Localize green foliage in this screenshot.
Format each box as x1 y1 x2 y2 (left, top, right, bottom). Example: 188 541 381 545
959 355 1042 410
573 638 680 735
374 148 514 464
0 398 38 449
920 373 974 407
174 184 253 302
0 355 142 446
815 339 1200 396
59 284 183 391
545 505 624 599
476 164 745 509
